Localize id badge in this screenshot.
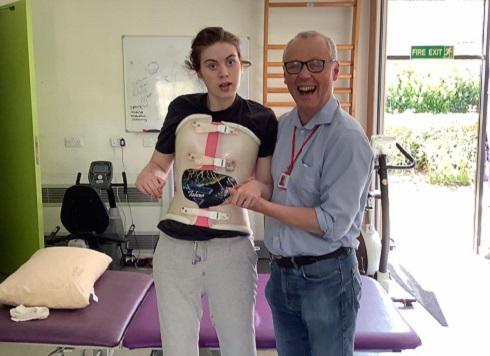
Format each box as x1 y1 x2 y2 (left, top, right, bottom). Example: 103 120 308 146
278 172 290 190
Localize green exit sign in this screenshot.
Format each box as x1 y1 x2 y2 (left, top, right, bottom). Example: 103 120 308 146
411 46 454 59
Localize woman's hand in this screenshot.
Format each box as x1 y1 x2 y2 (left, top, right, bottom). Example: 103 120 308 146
135 163 167 199
135 151 174 199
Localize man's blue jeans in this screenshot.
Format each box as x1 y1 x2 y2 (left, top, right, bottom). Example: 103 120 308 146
265 249 361 356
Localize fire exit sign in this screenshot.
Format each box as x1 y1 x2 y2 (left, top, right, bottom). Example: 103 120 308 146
410 46 454 59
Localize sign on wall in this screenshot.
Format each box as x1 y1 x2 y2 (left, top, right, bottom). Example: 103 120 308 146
410 45 454 59
122 35 250 132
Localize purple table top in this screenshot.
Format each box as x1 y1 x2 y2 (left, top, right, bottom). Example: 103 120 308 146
122 273 275 349
123 274 422 351
0 271 421 351
354 276 422 351
0 270 153 348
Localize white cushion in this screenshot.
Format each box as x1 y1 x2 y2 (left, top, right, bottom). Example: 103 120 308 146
0 247 112 309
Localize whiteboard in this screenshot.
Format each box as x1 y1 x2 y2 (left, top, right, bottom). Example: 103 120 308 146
122 35 250 132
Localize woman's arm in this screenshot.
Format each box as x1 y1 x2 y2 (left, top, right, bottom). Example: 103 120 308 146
135 150 174 199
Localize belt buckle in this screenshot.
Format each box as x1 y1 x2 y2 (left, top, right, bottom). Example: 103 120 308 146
272 255 283 266
272 255 299 269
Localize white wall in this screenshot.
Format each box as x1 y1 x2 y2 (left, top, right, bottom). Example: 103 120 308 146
7 0 371 238
30 0 265 183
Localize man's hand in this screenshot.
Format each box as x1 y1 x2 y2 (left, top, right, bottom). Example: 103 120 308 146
227 178 263 210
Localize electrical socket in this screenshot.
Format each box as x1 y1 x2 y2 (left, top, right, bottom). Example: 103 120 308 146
110 137 125 147
64 136 84 147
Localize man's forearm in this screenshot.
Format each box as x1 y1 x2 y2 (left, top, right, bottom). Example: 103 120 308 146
255 198 324 236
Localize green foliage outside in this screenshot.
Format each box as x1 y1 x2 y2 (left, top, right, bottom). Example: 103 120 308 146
386 120 478 186
386 68 480 114
384 66 480 186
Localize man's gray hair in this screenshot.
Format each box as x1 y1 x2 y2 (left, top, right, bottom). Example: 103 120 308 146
283 31 338 62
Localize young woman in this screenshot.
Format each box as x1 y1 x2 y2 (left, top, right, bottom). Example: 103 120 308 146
135 27 277 356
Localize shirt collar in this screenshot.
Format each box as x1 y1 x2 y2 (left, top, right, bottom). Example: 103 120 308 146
292 95 339 129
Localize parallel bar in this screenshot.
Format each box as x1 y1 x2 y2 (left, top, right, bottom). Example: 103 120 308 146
335 87 353 94
266 44 286 50
337 44 355 51
266 61 283 67
266 60 352 67
338 60 353 66
266 101 295 107
266 87 289 93
266 87 352 94
265 73 284 79
267 44 354 51
269 1 355 8
266 72 352 79
266 101 351 107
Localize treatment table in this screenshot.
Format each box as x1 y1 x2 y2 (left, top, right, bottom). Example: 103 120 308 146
0 270 153 355
0 271 421 355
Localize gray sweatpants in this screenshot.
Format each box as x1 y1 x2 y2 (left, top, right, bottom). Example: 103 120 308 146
152 233 258 356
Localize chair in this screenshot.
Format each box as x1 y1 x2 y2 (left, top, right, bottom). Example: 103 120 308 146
47 185 127 269
61 185 110 240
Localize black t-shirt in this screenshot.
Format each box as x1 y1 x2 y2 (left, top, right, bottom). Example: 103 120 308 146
155 93 278 241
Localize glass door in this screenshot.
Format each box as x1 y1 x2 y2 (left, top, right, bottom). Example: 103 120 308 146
378 0 489 347
478 1 490 259
384 0 484 263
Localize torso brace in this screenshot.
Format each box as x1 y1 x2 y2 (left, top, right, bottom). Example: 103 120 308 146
166 114 261 234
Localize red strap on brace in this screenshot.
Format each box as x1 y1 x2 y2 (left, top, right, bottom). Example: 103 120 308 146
194 123 220 227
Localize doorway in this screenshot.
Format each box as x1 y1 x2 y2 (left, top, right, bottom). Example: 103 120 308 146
380 0 484 254
383 0 484 254
378 0 489 338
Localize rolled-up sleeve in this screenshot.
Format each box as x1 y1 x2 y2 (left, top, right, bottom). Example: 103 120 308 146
315 129 374 241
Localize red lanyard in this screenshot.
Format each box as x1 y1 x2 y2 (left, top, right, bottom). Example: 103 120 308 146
286 125 320 175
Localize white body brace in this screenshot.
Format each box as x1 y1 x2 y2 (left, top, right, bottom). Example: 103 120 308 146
165 114 261 234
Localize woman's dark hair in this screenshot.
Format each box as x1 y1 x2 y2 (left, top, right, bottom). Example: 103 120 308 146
185 27 251 72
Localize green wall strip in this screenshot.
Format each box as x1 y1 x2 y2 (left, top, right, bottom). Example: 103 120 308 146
0 0 44 275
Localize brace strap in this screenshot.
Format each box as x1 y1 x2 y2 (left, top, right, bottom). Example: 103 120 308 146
181 207 229 221
187 153 236 171
192 121 236 135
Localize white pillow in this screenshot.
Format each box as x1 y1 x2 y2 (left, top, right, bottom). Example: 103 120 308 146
0 247 112 309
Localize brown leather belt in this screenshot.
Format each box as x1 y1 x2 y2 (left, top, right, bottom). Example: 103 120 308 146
271 247 351 269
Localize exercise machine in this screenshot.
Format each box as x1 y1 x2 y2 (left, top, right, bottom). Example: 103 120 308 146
47 161 133 269
86 160 127 242
357 135 416 293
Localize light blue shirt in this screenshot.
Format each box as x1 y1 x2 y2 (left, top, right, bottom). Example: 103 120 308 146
265 96 374 257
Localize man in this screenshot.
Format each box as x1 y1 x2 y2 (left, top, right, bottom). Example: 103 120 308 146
229 31 373 356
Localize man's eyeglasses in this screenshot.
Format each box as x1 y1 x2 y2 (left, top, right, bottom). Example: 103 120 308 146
283 59 336 75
